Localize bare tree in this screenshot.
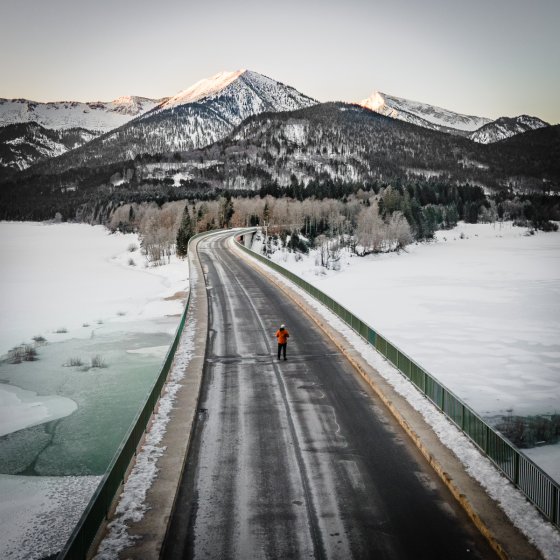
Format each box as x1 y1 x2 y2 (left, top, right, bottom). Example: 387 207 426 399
315 235 342 269
386 211 413 250
356 202 385 255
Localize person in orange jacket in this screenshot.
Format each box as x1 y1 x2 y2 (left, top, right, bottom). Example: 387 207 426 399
275 324 290 360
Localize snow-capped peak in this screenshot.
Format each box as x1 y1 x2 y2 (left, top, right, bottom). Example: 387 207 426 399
109 95 162 116
359 90 492 133
360 91 387 113
159 70 248 110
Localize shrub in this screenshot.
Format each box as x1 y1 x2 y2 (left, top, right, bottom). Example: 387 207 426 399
24 345 38 361
128 258 136 266
91 355 107 368
128 243 138 252
7 344 38 364
82 323 90 327
55 327 68 334
64 357 84 367
32 335 47 345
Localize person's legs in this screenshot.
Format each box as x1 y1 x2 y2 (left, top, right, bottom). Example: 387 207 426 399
277 343 282 360
282 343 287 360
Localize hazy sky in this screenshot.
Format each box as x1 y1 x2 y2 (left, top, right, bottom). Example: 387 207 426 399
1 0 559 123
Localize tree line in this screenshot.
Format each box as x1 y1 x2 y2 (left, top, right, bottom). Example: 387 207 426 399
103 181 560 269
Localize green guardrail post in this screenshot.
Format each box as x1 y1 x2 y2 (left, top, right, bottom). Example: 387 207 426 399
513 451 520 486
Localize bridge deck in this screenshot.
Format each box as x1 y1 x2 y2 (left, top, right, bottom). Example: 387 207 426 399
162 233 498 560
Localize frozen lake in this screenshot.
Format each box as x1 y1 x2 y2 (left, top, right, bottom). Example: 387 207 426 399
0 222 189 559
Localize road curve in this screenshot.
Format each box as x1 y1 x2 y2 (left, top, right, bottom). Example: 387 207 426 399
162 233 498 560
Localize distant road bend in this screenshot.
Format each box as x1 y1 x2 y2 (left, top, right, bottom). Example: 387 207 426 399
163 232 498 560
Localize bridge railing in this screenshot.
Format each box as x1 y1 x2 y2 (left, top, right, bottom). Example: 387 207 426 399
57 231 212 560
234 233 560 529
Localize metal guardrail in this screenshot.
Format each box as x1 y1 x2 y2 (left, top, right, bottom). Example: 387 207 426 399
235 233 560 529
57 230 211 559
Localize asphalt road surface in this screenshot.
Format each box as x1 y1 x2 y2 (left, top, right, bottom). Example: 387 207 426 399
163 233 498 560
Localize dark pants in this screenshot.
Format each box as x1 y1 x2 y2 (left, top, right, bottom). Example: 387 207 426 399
277 343 287 360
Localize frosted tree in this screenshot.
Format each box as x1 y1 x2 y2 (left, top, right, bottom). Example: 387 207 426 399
356 202 385 255
386 211 413 250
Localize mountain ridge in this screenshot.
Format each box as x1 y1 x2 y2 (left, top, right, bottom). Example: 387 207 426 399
0 96 163 132
0 70 554 182
357 90 548 143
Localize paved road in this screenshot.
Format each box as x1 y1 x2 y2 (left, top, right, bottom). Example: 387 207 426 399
163 233 498 560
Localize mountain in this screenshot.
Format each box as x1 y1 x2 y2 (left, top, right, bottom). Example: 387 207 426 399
359 91 492 135
165 102 497 189
0 96 162 133
3 103 558 222
482 124 560 184
0 122 99 177
140 103 556 193
468 115 549 144
28 69 318 174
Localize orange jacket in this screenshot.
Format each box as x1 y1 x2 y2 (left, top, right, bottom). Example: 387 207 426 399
275 328 290 344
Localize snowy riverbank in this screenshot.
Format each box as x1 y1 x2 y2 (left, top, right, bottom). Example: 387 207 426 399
0 221 189 559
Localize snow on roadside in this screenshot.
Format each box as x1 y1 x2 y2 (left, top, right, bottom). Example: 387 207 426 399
94 267 198 559
234 239 560 560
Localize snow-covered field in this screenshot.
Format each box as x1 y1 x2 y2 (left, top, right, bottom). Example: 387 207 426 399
264 222 560 480
0 222 189 559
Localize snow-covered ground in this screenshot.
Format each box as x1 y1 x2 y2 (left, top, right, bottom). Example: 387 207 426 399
263 222 560 481
0 221 187 355
0 221 189 559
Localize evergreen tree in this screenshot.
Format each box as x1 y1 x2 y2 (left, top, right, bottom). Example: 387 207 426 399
176 206 193 258
220 192 234 228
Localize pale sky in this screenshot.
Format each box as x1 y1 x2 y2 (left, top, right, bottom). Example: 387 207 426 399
1 0 558 123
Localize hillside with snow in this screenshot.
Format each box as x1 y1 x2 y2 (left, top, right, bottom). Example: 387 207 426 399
0 96 162 133
359 91 492 134
25 70 318 173
468 115 549 143
0 122 99 174
358 91 550 144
